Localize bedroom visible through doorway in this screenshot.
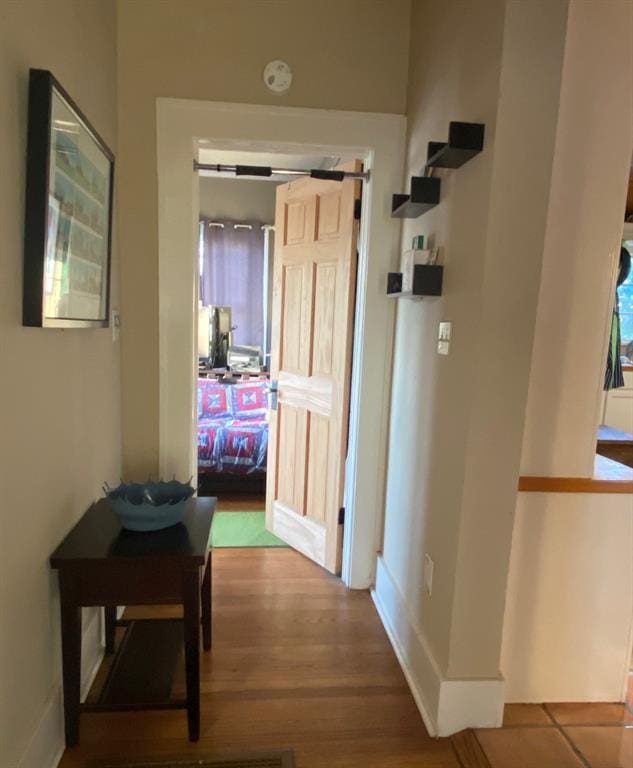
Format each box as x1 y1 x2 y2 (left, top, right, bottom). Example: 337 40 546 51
195 148 359 553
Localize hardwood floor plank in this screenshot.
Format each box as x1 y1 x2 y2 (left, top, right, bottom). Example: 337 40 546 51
216 496 266 512
59 549 459 767
451 730 492 768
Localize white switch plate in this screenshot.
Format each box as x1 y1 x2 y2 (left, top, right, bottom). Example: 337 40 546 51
111 309 121 342
424 553 434 596
437 321 452 355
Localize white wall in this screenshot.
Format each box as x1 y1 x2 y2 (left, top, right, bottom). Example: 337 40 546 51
502 491 633 702
0 2 120 767
199 177 278 223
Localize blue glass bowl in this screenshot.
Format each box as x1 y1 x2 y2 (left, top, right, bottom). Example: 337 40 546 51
104 480 195 532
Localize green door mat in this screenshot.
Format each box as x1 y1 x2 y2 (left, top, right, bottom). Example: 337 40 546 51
210 511 288 548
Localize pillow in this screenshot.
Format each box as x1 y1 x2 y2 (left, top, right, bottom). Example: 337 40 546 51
198 379 233 419
230 380 269 419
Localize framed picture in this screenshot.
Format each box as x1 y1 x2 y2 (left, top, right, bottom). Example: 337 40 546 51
23 69 114 328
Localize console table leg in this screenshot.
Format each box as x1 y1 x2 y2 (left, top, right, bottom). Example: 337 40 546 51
104 606 116 654
201 554 212 651
183 568 201 741
60 598 81 747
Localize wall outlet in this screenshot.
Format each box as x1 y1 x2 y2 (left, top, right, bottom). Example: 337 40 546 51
437 321 451 355
424 553 434 596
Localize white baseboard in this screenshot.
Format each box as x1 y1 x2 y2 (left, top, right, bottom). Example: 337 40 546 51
14 688 65 768
80 608 106 701
436 677 505 736
16 608 105 768
372 555 504 737
372 558 440 736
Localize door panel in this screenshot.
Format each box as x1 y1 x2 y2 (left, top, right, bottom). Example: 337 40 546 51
312 262 337 376
266 161 361 573
280 264 305 373
276 403 307 513
305 412 330 524
316 190 342 240
285 197 314 245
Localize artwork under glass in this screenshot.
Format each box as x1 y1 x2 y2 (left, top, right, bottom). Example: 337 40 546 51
23 69 114 327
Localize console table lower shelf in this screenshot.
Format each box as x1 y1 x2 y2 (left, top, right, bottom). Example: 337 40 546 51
84 618 186 712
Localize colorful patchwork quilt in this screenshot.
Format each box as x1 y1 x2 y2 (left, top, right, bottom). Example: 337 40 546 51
197 379 269 474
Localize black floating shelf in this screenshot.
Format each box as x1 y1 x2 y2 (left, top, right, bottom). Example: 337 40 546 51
387 264 443 299
390 121 485 219
391 176 441 219
426 121 485 169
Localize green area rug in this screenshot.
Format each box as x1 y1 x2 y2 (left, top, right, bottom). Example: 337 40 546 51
211 511 287 548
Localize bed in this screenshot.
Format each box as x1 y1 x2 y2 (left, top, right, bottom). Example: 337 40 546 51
197 378 269 477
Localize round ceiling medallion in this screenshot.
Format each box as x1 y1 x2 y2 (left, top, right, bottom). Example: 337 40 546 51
263 60 292 94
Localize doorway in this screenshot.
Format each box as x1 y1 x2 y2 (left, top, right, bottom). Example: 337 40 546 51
196 149 360 559
196 161 278 548
156 98 405 587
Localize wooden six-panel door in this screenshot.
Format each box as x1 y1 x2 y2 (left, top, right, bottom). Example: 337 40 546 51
265 162 361 574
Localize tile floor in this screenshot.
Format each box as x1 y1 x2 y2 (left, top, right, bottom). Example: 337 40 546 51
474 699 633 768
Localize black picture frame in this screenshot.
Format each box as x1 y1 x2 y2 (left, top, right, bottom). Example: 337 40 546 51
23 69 114 328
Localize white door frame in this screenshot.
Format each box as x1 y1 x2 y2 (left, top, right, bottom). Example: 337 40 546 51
156 98 405 588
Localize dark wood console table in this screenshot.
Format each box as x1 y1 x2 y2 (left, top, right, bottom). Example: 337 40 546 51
50 497 215 746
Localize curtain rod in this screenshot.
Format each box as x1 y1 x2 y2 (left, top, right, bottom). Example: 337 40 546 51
205 222 274 231
194 160 369 182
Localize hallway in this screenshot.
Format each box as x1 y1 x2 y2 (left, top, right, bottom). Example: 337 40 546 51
59 549 460 767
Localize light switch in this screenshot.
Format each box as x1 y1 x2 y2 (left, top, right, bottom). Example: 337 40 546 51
111 309 121 342
437 321 451 355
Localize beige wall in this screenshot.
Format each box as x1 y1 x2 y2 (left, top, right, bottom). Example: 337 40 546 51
199 177 278 223
117 0 412 477
382 0 506 676
519 0 633 477
1 0 630 754
502 490 633 702
501 0 633 706
380 0 632 731
380 0 571 702
0 2 120 766
445 0 572 680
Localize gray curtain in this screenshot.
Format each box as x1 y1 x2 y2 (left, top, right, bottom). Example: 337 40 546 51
200 218 265 348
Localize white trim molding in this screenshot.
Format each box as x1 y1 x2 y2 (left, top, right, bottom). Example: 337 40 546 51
15 609 104 768
156 98 405 588
373 556 504 737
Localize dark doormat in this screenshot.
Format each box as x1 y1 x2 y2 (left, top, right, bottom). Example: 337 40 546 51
91 751 294 768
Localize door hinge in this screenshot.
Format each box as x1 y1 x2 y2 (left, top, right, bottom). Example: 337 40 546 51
354 198 362 220
338 507 345 525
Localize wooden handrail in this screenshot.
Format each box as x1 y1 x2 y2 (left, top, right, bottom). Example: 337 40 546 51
518 455 633 494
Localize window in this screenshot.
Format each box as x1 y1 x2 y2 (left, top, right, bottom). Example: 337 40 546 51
620 239 633 346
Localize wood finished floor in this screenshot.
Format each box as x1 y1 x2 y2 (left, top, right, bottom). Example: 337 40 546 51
59 548 460 768
216 495 266 512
